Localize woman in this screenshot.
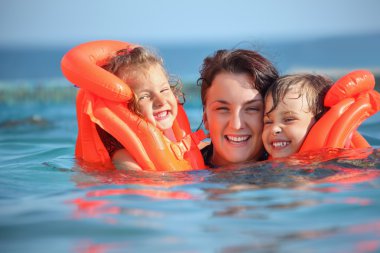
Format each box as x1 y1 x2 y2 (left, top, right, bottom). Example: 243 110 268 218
198 49 279 167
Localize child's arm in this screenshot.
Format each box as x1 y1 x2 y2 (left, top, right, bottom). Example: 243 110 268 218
112 149 143 171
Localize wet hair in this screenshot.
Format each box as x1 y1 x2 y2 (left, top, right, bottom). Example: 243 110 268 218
197 49 279 107
102 47 184 115
265 73 333 120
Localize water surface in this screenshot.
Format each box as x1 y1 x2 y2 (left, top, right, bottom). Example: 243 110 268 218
0 80 380 253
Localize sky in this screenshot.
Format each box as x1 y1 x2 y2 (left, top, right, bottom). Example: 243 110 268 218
1 0 380 48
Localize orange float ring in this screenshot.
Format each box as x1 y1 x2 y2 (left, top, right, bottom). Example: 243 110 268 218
61 40 206 171
299 70 380 152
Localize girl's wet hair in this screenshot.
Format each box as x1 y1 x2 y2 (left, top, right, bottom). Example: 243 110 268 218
102 47 185 115
265 73 333 120
197 49 279 107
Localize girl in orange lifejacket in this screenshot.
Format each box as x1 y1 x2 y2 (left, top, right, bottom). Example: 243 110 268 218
263 70 380 159
101 47 190 170
62 40 206 171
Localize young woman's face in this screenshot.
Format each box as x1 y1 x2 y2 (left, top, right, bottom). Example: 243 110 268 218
127 64 178 131
203 72 265 166
262 89 316 158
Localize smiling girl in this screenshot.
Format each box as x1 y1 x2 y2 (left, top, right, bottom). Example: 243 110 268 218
262 74 332 158
97 47 184 170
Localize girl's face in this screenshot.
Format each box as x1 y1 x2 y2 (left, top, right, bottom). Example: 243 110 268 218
127 64 178 131
262 89 316 158
203 72 265 166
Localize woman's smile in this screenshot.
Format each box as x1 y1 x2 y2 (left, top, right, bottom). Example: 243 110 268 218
224 134 251 145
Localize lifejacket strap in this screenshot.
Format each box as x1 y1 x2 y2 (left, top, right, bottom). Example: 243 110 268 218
190 129 208 145
170 135 192 160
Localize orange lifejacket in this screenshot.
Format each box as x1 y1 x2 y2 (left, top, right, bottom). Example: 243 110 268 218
61 40 206 171
300 70 380 152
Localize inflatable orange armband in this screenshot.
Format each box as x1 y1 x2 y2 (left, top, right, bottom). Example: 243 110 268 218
300 70 380 152
61 40 206 171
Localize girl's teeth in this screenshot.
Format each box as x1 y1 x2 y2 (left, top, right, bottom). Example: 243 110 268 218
272 141 289 147
155 111 168 119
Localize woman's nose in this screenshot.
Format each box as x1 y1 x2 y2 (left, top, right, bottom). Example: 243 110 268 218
229 111 244 130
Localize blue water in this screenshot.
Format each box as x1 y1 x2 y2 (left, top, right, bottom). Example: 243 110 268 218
0 79 380 253
1 36 380 252
1 33 380 81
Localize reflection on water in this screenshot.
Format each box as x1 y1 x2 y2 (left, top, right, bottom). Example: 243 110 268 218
58 148 380 253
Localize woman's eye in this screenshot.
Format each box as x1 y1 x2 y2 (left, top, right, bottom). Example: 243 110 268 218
216 107 229 112
246 106 260 112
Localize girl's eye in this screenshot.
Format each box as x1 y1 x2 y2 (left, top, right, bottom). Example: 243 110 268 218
138 94 150 101
284 117 296 123
161 88 171 93
263 119 273 125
